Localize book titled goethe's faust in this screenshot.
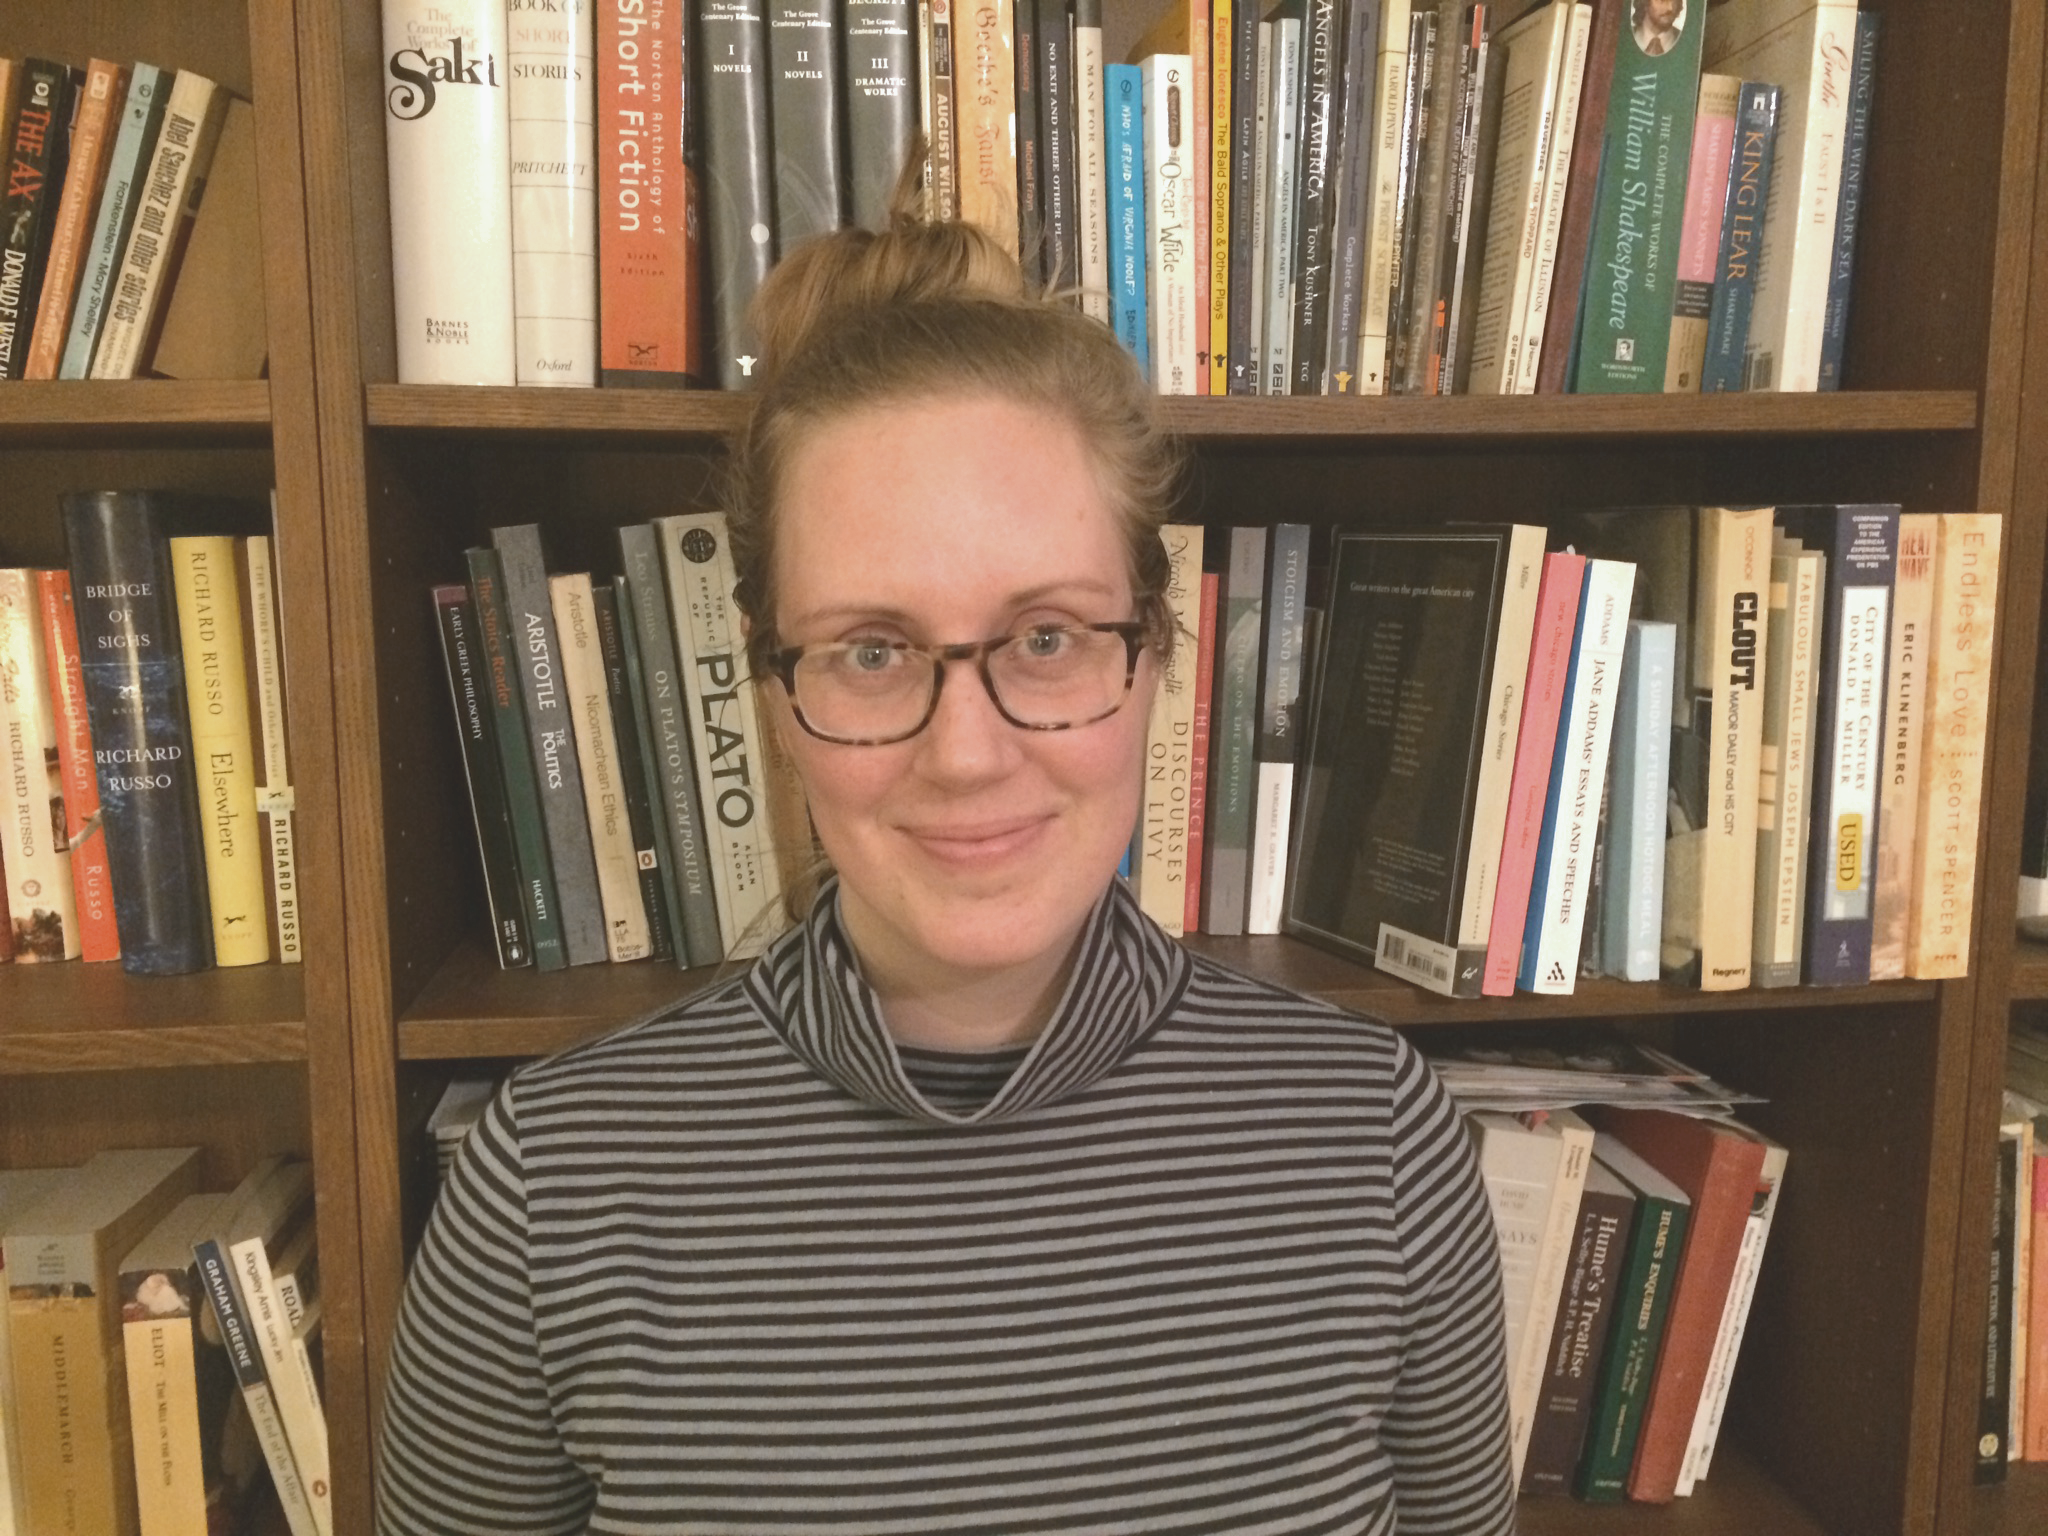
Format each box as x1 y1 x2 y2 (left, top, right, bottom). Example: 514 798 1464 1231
1286 527 1515 997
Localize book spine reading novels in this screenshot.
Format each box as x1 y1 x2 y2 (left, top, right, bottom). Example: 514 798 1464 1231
508 0 599 384
700 0 777 385
769 0 851 248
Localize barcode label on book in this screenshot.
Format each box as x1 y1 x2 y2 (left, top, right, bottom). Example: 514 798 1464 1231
1376 925 1456 990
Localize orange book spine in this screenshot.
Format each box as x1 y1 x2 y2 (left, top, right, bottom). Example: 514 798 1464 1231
36 572 118 962
25 60 126 380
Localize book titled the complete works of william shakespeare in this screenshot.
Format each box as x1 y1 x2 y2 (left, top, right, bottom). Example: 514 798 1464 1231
1286 527 1514 996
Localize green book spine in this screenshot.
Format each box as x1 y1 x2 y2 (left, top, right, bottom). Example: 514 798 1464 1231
1569 3 1703 393
1574 1191 1690 1500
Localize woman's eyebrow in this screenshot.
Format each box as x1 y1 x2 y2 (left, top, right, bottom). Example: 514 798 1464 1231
787 582 1126 627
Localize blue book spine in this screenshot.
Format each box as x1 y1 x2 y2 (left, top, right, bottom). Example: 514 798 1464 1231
1106 64 1150 377
1816 14 1880 392
61 64 167 379
1599 621 1675 981
1700 83 1779 394
1518 578 1593 991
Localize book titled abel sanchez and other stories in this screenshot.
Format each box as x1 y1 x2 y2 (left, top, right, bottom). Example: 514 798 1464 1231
0 493 300 975
0 55 268 382
383 0 1878 398
0 1149 333 1536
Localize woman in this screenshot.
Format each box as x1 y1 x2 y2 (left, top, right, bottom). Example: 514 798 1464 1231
376 209 1516 1534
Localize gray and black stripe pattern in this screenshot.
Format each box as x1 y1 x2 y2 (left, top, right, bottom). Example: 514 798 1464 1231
377 879 1517 1534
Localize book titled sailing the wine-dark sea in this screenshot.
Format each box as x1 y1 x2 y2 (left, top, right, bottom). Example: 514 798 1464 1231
1285 526 1514 997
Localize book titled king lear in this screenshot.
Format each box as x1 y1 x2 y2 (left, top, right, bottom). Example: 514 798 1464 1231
1286 527 1515 997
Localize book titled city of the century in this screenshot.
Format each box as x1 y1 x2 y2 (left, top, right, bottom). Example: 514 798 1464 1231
1286 526 1512 997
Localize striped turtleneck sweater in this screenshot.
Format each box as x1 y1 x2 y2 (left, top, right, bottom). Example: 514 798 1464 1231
376 879 1517 1534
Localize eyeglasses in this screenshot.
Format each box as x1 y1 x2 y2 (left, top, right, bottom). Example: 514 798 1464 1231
766 621 1149 746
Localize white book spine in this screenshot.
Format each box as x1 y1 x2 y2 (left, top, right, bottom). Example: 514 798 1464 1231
1077 25 1111 322
1870 514 1937 980
1356 0 1409 396
1512 4 1589 393
1261 19 1303 396
382 0 518 384
1458 525 1548 949
1509 1114 1593 1481
550 573 652 961
1142 54 1199 394
1472 1115 1564 1379
246 534 303 964
230 1236 332 1536
1758 547 1821 976
0 573 80 960
1247 20 1273 394
508 0 597 384
1140 527 1205 936
1526 558 1636 994
1245 765 1293 934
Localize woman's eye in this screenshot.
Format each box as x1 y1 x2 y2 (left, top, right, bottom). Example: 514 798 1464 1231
848 642 897 672
1021 627 1071 658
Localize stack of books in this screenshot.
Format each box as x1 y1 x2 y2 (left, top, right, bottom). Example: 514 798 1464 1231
1 492 300 976
0 57 265 382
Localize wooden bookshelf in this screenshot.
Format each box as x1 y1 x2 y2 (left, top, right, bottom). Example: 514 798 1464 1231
0 379 272 443
1973 1466 2048 1535
2007 939 2048 1001
0 962 306 1070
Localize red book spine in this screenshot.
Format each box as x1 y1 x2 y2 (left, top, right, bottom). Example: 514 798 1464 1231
36 571 118 962
1482 552 1584 994
597 0 705 385
1184 572 1220 932
2028 1151 2048 1459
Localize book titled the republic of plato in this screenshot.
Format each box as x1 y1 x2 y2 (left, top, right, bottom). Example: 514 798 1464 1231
1286 527 1515 995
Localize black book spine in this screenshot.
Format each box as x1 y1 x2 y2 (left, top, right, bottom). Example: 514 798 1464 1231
1287 0 1338 393
1978 1129 2018 1482
612 576 692 966
1425 8 1482 394
1521 1180 1638 1494
60 491 213 976
768 0 849 251
590 583 676 964
701 0 778 387
467 547 567 972
434 586 532 970
1012 0 1043 283
1387 9 1436 392
1037 0 1078 294
845 0 919 229
0 60 76 379
1322 0 1379 393
1445 27 1505 394
1225 0 1259 391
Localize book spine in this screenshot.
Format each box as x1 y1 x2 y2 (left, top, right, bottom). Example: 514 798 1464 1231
1427 16 1483 393
1140 527 1204 936
1909 514 2002 978
1184 571 1220 933
168 538 270 967
768 0 850 249
0 573 82 962
846 0 919 229
1189 0 1211 393
26 60 123 379
1662 73 1739 392
1037 0 1079 291
597 0 703 386
1202 526 1266 934
1458 525 1546 954
1442 20 1507 394
612 575 698 966
1509 1119 1595 1479
242 534 301 966
703 0 777 385
1521 1178 1637 1494
592 583 674 962
1107 65 1151 373
1510 2 1588 394
1351 1 1409 395
1803 506 1899 987
1872 514 1937 980
1286 0 1340 394
35 573 119 963
435 586 533 969
1391 0 1458 396
1206 0 1231 392
1575 1193 1689 1500
927 0 962 220
1246 523 1310 934
507 0 597 385
1247 20 1272 392
228 1236 332 1536
467 547 567 971
2027 1149 2048 1460
1981 1129 2018 1479
61 65 168 379
1383 10 1432 392
193 1239 321 1536
1519 558 1634 993
11 1293 129 1534
0 61 72 379
1321 0 1380 395
122 1311 210 1534
1752 546 1821 987
1483 551 1583 995
1700 81 1776 394
1261 15 1303 396
1075 0 1108 317
1014 0 1042 280
954 0 1020 253
550 573 652 962
1465 5 1563 397
1816 12 1878 391
491 525 609 966
1143 53 1199 394
1225 0 1260 389
1599 619 1674 982
60 494 214 974
1533 0 1617 392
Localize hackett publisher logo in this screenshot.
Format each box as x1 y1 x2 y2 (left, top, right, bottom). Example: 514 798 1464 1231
388 33 502 121
681 528 717 564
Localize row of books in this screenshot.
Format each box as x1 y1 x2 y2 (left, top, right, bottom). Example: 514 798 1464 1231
0 58 265 382
0 1149 328 1536
0 493 301 974
435 516 811 972
1141 508 2000 995
1440 1062 1787 1504
1981 1027 2048 1478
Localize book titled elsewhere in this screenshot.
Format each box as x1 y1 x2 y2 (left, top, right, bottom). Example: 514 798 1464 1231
1286 526 1516 997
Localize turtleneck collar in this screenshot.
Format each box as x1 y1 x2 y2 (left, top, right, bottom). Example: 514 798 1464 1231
741 876 1194 1127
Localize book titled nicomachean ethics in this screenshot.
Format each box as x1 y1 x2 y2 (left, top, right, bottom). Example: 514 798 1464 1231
768 0 850 249
507 0 598 385
702 0 777 386
381 0 517 384
1286 527 1513 996
62 492 215 975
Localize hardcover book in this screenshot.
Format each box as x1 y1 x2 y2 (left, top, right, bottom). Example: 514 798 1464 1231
953 0 1020 253
768 0 850 249
845 0 919 229
1871 514 1937 980
1751 535 1823 987
507 0 598 384
701 0 777 387
61 64 169 379
0 571 81 961
1700 81 1778 394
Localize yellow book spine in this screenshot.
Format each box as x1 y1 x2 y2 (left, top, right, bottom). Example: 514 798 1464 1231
12 1297 130 1536
125 1318 210 1536
1210 0 1232 395
1139 526 1204 936
170 536 271 966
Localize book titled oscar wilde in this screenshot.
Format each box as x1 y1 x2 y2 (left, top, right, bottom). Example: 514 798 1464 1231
1140 53 1198 395
507 0 598 385
1286 528 1514 996
597 0 704 386
0 572 82 961
381 0 517 384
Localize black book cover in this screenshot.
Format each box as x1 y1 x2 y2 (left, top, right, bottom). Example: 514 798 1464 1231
0 60 77 379
1286 0 1339 393
1424 5 1484 394
1013 0 1043 283
434 586 532 970
700 0 778 387
1321 0 1380 393
591 583 676 964
768 0 849 251
1283 526 1510 993
1387 7 1440 392
1977 1127 2017 1481
60 491 213 976
1036 0 1078 294
1224 0 1259 390
1444 26 1505 393
845 0 919 229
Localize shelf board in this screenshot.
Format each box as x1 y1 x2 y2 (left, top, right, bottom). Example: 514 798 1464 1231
2010 937 2048 1001
1974 1462 2048 1535
363 384 1979 446
1519 1445 1826 1536
0 380 272 444
0 960 306 1072
398 931 1938 1060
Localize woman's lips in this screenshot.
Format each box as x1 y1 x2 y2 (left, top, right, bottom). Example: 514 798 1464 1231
900 814 1055 866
